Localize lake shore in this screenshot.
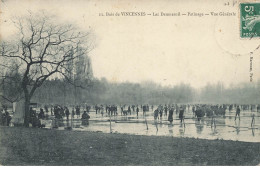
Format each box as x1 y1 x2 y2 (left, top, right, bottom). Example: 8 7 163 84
0 127 259 166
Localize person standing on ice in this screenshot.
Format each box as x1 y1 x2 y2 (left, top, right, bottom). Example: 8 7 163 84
81 111 90 125
72 107 75 118
38 108 45 119
128 105 131 115
179 106 184 123
154 108 159 120
65 107 70 120
101 106 104 117
235 106 240 121
76 106 80 118
192 105 195 115
164 105 168 116
168 107 173 124
159 108 163 120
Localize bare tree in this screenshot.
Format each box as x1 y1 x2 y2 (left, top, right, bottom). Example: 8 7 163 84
0 12 92 126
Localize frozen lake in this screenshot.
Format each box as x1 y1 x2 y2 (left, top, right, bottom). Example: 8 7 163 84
35 109 260 143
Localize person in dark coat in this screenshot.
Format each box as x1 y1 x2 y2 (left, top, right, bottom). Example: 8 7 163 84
30 108 40 127
44 105 49 113
229 105 232 112
195 107 204 121
159 108 163 119
72 107 75 118
168 108 173 124
142 105 146 116
235 106 240 121
2 110 12 126
95 105 98 114
60 107 65 117
38 108 45 119
81 111 90 125
164 105 168 116
120 106 123 116
65 107 70 120
101 106 104 117
51 106 54 116
179 106 184 123
128 106 131 115
76 106 80 118
192 106 195 115
154 109 159 120
29 107 37 125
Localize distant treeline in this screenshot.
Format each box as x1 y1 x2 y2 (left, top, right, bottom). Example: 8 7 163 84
26 78 260 105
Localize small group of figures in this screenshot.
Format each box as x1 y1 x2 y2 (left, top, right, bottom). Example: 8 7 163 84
29 107 46 128
153 105 185 124
0 107 12 126
152 103 255 125
53 105 71 120
239 104 260 112
101 105 118 116
93 104 150 116
192 104 242 121
71 106 91 124
121 104 149 116
28 105 91 128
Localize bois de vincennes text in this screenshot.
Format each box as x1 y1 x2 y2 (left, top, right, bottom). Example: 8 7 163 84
100 12 236 17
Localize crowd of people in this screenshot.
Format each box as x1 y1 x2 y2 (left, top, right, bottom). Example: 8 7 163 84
90 103 258 125
0 103 259 128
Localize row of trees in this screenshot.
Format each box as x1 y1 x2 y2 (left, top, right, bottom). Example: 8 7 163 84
30 78 195 105
3 76 259 106
199 81 260 104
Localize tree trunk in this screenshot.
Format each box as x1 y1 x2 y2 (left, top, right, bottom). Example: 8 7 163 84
24 97 30 127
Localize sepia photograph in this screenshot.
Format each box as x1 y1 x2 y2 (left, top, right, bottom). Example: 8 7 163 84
0 0 260 166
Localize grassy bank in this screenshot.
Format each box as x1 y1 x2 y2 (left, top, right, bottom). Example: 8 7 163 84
0 127 259 166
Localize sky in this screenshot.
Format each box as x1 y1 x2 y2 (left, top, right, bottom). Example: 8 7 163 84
0 0 260 88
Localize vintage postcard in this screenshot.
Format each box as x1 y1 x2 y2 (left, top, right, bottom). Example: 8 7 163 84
0 0 260 166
